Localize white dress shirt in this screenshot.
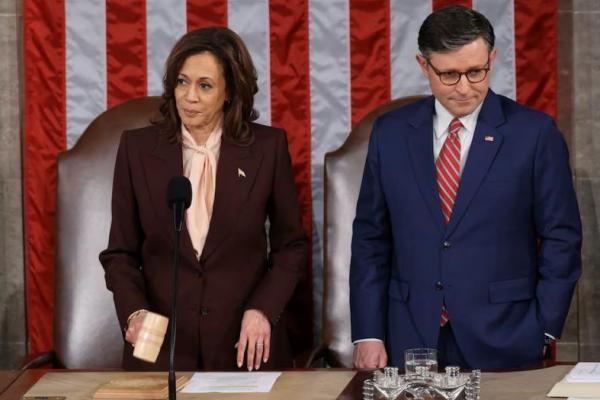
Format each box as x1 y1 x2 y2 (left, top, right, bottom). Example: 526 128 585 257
433 99 482 176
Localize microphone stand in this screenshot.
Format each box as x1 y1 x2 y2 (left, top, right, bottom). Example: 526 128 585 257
169 202 184 400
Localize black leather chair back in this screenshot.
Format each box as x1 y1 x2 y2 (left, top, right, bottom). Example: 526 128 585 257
321 96 425 367
54 97 162 368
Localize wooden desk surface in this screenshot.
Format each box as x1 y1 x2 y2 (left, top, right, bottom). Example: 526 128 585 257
1 365 574 400
0 369 356 400
0 370 21 395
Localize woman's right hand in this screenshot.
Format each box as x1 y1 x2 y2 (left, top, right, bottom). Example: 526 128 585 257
125 310 148 345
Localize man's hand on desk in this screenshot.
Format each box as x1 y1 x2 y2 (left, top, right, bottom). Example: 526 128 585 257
353 341 388 369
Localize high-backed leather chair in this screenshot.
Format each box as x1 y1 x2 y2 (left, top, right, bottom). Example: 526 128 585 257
24 96 162 368
310 96 424 367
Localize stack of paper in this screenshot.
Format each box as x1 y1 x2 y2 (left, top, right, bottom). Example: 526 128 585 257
181 372 281 393
566 363 600 383
548 363 600 398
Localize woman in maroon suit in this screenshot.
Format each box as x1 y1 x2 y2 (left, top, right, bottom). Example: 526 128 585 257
99 27 307 371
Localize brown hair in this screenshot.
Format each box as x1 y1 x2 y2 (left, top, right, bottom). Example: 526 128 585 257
154 26 259 144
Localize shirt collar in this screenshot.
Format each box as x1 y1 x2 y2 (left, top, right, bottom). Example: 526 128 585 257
434 99 483 139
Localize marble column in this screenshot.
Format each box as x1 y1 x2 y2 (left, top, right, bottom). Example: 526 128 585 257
570 0 600 361
556 0 578 362
0 0 26 368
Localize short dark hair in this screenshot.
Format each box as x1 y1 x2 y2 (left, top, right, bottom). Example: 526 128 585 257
154 26 259 145
418 5 495 58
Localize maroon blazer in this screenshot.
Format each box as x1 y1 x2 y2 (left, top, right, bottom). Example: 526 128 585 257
99 122 308 370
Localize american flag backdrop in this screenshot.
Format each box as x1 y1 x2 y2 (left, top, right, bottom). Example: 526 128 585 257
23 0 557 354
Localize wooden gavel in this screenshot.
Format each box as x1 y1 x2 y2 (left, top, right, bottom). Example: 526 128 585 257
133 312 169 363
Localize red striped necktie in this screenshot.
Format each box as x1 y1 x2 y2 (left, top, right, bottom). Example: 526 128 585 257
436 117 462 327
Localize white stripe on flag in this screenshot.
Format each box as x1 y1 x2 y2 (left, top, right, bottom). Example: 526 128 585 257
229 0 271 125
474 0 516 99
390 0 431 98
308 0 351 304
65 0 106 149
146 0 186 96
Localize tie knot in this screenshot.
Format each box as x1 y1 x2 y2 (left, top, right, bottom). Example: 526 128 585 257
449 118 462 137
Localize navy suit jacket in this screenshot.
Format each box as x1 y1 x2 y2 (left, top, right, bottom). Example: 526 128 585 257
350 90 582 369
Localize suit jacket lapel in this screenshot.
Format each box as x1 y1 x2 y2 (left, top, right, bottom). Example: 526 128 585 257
407 97 445 233
200 137 262 261
148 131 198 266
445 90 505 237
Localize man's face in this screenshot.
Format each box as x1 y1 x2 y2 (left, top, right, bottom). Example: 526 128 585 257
416 38 496 118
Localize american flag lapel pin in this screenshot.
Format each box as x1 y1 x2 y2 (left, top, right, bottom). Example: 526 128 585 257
484 135 494 142
237 168 246 178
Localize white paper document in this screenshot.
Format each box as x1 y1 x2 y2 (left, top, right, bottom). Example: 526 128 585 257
548 363 600 398
568 398 600 400
566 363 600 383
181 371 281 393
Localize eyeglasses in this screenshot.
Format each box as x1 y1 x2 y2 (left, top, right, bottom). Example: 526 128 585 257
426 57 490 86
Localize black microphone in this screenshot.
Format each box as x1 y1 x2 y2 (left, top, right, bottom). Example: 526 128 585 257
166 176 192 232
165 176 191 400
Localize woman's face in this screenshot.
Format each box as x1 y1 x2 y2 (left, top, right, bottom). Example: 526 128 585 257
175 52 227 135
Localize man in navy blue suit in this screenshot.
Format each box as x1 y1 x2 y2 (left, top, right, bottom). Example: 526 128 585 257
350 5 581 370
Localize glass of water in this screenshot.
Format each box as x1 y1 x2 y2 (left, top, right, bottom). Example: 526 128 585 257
404 348 438 376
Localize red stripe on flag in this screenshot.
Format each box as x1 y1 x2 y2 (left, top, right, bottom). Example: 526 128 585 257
514 0 557 118
106 0 147 108
349 0 391 127
269 0 313 355
432 0 472 11
187 0 227 31
23 0 66 354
